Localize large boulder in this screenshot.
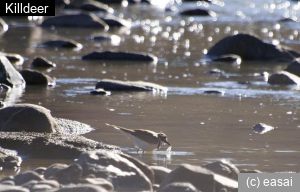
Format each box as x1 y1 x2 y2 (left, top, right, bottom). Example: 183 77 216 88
101 15 131 28
161 182 198 192
286 59 300 77
82 51 157 62
268 71 300 85
54 184 108 192
180 8 216 17
75 150 152 191
39 39 82 49
31 57 57 68
203 161 239 181
41 13 109 29
0 132 119 158
0 56 25 87
20 70 55 86
207 34 300 62
0 147 22 169
0 52 24 65
0 104 60 133
95 79 168 91
150 166 171 184
158 164 238 192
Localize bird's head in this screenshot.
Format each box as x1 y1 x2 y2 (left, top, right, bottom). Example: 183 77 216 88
158 132 171 146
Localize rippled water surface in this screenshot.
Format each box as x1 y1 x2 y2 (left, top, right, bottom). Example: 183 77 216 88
2 0 300 176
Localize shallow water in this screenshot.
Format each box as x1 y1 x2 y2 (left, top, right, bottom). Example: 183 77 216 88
1 0 300 177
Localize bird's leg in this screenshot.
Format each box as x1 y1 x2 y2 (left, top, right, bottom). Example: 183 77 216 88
142 150 145 154
136 149 140 153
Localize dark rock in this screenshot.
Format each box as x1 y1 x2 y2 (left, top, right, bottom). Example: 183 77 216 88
54 184 108 192
33 167 47 175
268 71 300 85
80 1 114 13
54 164 83 184
0 104 60 133
44 164 69 179
0 147 22 169
95 79 167 91
205 68 225 75
76 150 152 191
41 13 109 29
0 185 29 192
286 59 300 77
204 90 224 95
0 132 119 159
90 88 108 95
212 54 241 64
162 182 198 192
207 34 300 62
31 57 56 68
253 123 274 134
14 171 43 186
158 164 215 192
20 69 55 86
38 180 60 188
94 0 122 4
82 51 157 62
180 8 216 17
101 15 131 28
0 56 25 87
0 52 24 65
203 161 239 181
55 0 70 6
278 17 298 22
0 18 8 32
39 40 82 49
150 166 171 184
120 153 154 184
82 178 113 191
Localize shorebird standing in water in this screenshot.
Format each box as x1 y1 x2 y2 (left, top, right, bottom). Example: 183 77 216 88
106 123 171 153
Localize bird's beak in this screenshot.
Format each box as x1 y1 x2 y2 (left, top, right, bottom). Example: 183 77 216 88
164 140 171 146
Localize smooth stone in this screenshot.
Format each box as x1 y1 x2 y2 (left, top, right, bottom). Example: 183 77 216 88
0 147 22 169
76 150 152 191
94 0 122 4
0 56 25 87
20 69 55 86
205 68 225 75
162 182 198 192
41 13 109 29
95 79 167 92
44 164 69 179
268 71 300 85
39 40 82 49
204 90 224 95
252 123 274 134
38 180 60 188
0 52 24 65
82 51 157 62
0 180 15 186
90 88 108 95
83 178 114 191
54 117 94 134
14 171 43 186
214 173 238 192
101 15 131 28
212 54 241 64
54 164 83 184
286 59 300 77
180 8 216 17
80 1 114 13
278 17 298 22
207 34 300 62
203 161 239 181
0 185 29 192
158 164 215 192
0 104 60 133
33 167 47 175
150 166 171 184
54 184 108 192
0 18 8 32
0 132 119 159
240 169 262 173
31 57 56 68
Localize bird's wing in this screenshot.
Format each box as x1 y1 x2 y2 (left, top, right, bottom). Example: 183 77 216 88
131 129 159 144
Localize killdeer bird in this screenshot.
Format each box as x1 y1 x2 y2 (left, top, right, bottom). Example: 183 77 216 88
106 123 171 153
